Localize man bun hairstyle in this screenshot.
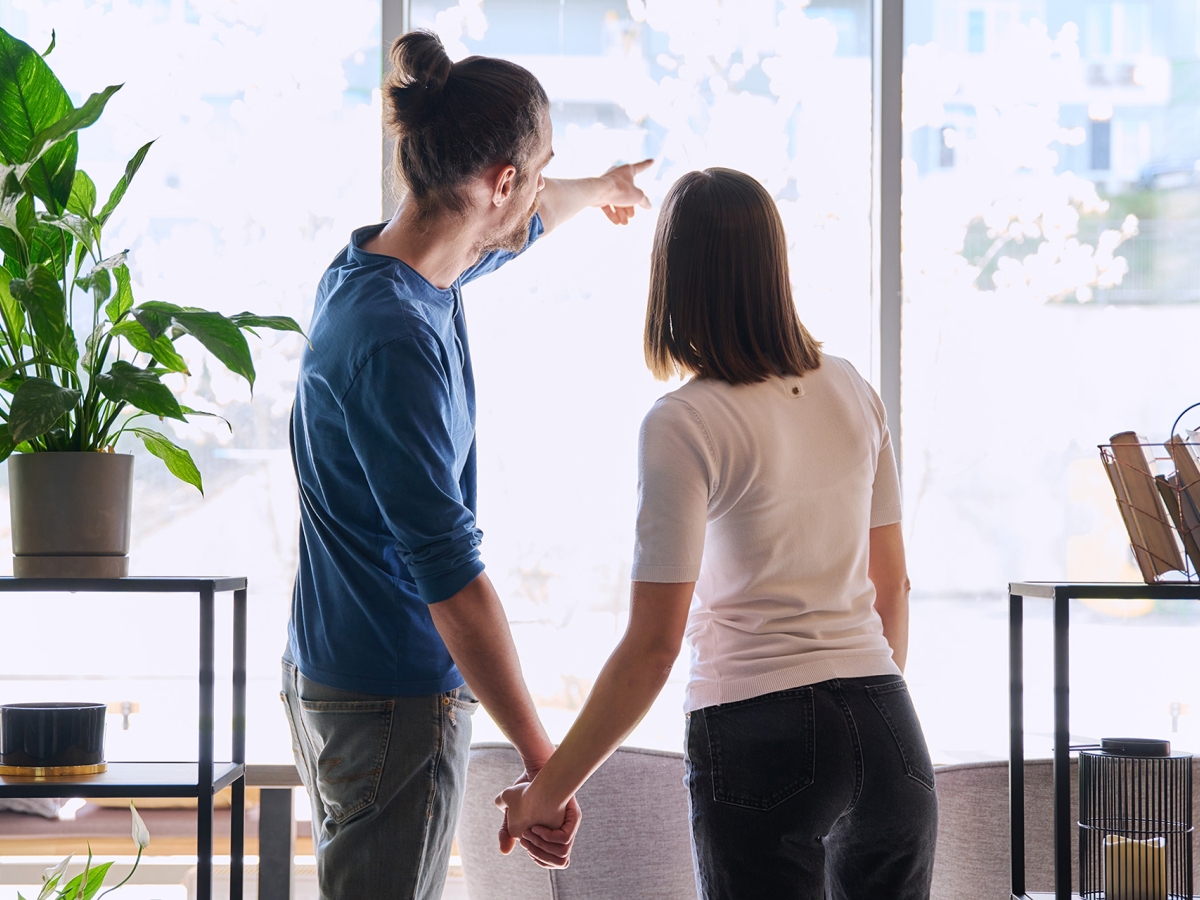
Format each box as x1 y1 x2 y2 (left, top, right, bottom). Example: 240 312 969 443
644 168 822 385
384 30 549 216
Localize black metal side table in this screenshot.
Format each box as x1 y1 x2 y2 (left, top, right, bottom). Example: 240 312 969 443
0 577 248 900
1008 581 1200 900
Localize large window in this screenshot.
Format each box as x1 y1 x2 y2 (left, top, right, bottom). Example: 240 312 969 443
902 0 1200 761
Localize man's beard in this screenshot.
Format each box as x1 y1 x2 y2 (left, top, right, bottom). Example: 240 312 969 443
478 196 540 256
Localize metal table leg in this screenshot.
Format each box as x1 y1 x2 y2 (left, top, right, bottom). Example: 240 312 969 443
1009 592 1025 899
1052 588 1071 900
258 788 296 900
198 584 216 900
231 587 247 900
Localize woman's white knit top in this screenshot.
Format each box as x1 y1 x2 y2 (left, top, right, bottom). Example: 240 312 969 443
632 355 903 712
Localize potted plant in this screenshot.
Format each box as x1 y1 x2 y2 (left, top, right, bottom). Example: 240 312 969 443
22 802 151 900
0 27 301 577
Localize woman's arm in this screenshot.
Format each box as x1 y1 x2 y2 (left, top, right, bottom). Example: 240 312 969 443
537 159 653 233
495 580 694 842
868 522 911 672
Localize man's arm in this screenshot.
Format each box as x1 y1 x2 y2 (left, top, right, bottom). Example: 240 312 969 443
429 572 554 768
869 522 911 672
537 159 654 233
429 572 580 868
494 580 693 841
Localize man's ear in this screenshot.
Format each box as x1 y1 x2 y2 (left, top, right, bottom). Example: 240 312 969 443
491 163 518 207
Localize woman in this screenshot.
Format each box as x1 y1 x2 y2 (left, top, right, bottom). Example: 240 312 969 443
497 168 938 898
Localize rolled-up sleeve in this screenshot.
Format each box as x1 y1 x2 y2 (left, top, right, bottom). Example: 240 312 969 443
342 335 484 604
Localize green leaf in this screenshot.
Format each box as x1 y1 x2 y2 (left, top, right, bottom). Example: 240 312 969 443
97 360 184 420
41 30 55 58
59 860 112 900
132 307 172 340
8 376 80 443
0 267 24 346
181 404 231 431
66 169 95 217
106 264 133 322
24 84 121 166
41 211 90 248
92 250 127 271
0 355 55 383
90 266 111 306
9 264 75 367
131 427 202 493
139 302 255 388
110 319 189 373
79 860 113 900
0 28 77 209
29 217 69 280
0 170 33 260
0 426 14 464
98 139 153 225
230 312 305 335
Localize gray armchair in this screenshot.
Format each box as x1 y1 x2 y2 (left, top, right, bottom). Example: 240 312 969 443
459 747 1200 900
457 743 698 900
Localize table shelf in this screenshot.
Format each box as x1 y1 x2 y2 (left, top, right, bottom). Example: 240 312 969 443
0 576 247 900
0 762 245 798
1008 582 1200 900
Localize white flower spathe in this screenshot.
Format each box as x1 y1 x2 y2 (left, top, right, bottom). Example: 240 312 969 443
130 802 150 851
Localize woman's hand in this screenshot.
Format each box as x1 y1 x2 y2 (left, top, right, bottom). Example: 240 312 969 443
495 777 579 868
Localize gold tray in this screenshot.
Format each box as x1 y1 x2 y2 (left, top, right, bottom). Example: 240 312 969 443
0 762 107 778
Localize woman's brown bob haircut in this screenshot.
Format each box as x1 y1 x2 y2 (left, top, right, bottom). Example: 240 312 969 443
645 168 822 384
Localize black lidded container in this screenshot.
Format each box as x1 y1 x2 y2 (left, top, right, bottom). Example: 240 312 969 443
0 703 107 769
1078 737 1193 900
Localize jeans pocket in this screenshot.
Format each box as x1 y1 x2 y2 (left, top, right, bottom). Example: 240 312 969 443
442 687 479 725
703 687 816 810
865 680 936 791
279 692 307 772
297 697 394 824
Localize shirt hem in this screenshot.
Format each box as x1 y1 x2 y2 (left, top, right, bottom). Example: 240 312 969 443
293 657 464 698
870 505 903 528
631 563 701 583
685 652 901 712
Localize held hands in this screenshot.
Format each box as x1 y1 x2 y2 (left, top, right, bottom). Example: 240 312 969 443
495 771 581 869
597 158 654 225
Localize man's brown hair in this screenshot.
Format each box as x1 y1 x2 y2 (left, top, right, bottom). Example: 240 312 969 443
644 168 822 384
384 30 549 216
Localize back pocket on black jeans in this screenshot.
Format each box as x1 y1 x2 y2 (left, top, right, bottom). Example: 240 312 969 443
865 680 935 790
703 687 816 810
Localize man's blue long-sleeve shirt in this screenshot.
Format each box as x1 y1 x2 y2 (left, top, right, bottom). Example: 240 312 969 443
289 216 544 695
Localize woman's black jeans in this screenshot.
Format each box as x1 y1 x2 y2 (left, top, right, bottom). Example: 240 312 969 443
685 675 939 899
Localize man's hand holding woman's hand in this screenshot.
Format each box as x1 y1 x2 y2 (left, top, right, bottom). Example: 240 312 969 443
495 770 581 869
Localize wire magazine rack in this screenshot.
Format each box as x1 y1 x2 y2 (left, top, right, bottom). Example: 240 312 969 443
1099 436 1200 584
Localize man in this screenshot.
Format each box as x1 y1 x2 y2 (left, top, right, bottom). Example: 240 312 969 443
281 29 652 899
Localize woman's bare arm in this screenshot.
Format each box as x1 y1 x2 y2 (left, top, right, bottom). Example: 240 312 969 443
494 580 694 841
868 522 911 672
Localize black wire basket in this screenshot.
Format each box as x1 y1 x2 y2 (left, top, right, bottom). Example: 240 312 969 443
1079 738 1193 899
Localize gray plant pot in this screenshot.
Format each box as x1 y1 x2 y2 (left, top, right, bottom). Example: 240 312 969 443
9 452 134 578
